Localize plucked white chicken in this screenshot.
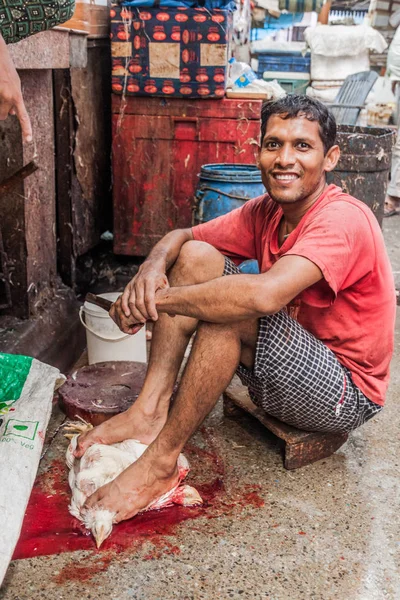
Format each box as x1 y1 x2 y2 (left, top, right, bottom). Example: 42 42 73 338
64 417 203 548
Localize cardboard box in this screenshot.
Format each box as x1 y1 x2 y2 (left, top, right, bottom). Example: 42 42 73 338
59 0 110 37
111 4 233 98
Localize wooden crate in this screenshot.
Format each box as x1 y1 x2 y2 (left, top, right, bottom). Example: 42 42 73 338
223 378 349 470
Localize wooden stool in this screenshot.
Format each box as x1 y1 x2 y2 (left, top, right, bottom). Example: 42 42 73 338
223 378 348 470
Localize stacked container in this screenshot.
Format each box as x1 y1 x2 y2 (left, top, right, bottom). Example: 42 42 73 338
256 49 311 94
111 4 233 98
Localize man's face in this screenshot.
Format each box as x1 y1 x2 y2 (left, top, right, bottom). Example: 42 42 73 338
258 113 335 205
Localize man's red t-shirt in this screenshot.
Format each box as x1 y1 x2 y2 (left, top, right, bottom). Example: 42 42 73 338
192 184 396 406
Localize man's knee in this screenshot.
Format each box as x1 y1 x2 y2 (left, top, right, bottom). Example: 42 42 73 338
170 240 226 285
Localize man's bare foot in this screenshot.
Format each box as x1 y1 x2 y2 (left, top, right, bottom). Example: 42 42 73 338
74 403 168 457
84 451 179 522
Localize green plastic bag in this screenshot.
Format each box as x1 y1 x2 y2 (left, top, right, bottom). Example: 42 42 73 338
0 352 63 585
0 352 33 414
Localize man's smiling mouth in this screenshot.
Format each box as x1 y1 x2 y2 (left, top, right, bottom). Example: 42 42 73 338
272 173 300 182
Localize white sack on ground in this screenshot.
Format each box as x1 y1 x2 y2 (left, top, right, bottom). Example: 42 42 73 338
0 354 62 586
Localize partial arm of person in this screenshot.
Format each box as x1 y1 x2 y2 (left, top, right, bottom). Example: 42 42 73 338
155 254 323 322
0 34 32 142
112 254 323 333
111 228 193 329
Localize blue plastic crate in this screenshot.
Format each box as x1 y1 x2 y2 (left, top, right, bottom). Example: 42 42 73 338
257 51 311 76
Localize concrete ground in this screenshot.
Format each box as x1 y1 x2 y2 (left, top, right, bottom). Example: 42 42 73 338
1 219 399 600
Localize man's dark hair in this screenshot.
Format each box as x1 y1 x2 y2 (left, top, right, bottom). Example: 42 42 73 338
261 95 337 155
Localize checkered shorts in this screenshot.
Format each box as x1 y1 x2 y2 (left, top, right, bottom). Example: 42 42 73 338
224 258 382 433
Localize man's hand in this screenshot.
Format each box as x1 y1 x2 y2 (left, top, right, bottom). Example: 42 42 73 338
109 260 170 334
109 228 193 332
109 295 145 335
121 261 170 323
0 35 33 143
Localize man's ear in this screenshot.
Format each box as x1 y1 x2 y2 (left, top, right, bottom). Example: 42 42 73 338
256 147 261 169
323 144 340 173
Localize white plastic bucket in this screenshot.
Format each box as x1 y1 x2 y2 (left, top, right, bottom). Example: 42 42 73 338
79 292 147 365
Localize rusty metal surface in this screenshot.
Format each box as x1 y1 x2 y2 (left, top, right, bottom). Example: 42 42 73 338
58 361 148 425
112 96 262 256
223 378 348 470
328 125 395 227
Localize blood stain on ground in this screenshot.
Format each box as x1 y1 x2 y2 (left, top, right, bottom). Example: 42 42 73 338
12 427 265 583
54 555 113 584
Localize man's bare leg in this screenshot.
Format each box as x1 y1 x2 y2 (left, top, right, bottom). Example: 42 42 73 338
76 242 226 455
85 317 259 520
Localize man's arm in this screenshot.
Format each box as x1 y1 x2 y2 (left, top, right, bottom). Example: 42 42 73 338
0 34 32 142
155 254 323 323
113 228 193 327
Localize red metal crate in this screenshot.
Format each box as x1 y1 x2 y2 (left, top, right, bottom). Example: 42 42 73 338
112 95 262 256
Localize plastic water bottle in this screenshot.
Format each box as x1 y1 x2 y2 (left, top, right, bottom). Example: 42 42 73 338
229 57 257 88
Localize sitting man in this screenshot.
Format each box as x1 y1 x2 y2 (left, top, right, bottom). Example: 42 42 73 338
77 95 396 524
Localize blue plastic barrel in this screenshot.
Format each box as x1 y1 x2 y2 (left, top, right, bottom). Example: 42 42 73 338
194 163 265 224
194 163 264 274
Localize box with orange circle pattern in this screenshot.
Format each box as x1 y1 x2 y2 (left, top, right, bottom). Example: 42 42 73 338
111 4 233 98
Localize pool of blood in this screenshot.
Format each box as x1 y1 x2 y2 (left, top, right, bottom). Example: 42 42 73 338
12 431 264 564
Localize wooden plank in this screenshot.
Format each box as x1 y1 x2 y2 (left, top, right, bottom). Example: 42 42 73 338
22 69 57 315
53 69 75 287
0 70 57 318
112 95 263 120
0 161 38 196
224 380 318 443
54 41 112 286
0 109 28 317
0 227 12 310
226 91 272 99
0 160 38 310
223 378 348 470
9 30 87 70
70 40 112 257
